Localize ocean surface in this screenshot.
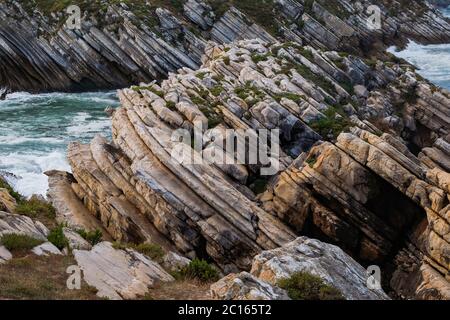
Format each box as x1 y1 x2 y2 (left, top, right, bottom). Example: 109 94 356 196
388 6 450 90
0 91 119 197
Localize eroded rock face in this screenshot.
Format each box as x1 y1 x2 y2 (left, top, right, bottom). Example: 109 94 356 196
45 170 110 236
0 188 16 213
50 38 450 299
73 242 174 300
250 237 389 300
0 211 48 240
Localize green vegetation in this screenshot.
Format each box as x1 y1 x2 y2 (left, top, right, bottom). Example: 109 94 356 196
305 155 317 168
316 0 351 19
135 243 165 260
298 47 314 61
76 228 103 246
0 177 22 202
0 234 44 252
251 53 272 64
0 254 99 300
166 100 177 110
294 64 337 95
210 85 224 97
20 0 186 29
15 196 55 220
278 271 345 300
0 178 58 230
309 105 351 140
113 242 165 261
403 84 419 105
188 91 224 128
249 177 270 194
278 59 338 96
174 258 220 283
234 81 265 103
196 72 209 80
223 56 231 65
14 196 57 229
207 0 279 35
131 85 164 98
47 225 69 250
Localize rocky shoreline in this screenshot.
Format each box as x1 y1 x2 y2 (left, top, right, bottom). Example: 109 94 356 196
0 0 450 300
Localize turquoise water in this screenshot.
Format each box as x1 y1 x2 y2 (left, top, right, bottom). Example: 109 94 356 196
0 91 119 197
388 6 450 90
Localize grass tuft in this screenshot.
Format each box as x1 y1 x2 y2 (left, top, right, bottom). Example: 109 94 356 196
278 271 345 300
0 234 44 252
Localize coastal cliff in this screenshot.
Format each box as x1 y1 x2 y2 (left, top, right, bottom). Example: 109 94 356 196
1 0 450 93
1 0 450 300
44 38 450 299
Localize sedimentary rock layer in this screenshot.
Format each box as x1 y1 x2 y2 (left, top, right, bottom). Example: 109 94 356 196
51 38 450 299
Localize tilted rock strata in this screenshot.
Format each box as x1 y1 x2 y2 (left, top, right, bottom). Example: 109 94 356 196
54 38 450 298
1 0 450 92
0 188 16 213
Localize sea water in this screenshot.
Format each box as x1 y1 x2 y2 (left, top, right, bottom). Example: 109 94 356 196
0 91 119 197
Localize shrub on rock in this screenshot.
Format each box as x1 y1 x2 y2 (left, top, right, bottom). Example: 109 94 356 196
278 271 345 300
0 233 44 252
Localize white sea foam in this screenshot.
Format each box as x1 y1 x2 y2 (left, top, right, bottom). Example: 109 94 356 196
0 150 71 197
0 90 118 197
388 41 450 90
66 118 111 135
0 136 63 145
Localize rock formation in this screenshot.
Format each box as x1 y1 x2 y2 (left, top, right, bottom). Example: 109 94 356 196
43 37 450 299
211 236 390 300
73 241 174 300
1 0 450 300
1 0 450 93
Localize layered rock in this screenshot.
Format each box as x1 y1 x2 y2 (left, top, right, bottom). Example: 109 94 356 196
250 237 389 300
73 241 174 300
1 0 450 93
212 237 389 300
52 38 450 299
0 211 48 240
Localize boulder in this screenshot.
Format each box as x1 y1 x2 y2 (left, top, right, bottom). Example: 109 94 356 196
0 211 48 240
73 242 174 300
250 237 390 300
211 272 290 300
161 252 191 272
31 242 62 256
354 85 369 98
0 188 16 213
0 245 12 264
63 228 92 250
